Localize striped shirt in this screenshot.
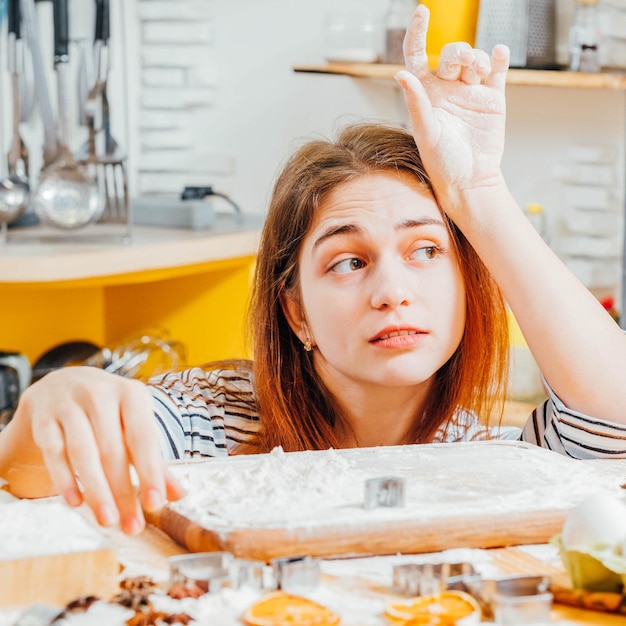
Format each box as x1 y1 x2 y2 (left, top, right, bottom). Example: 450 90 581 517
150 365 626 460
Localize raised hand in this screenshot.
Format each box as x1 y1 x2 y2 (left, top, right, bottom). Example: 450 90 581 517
395 5 510 215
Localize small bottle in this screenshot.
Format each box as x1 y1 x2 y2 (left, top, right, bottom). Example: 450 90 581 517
383 0 417 65
569 0 601 73
525 203 549 243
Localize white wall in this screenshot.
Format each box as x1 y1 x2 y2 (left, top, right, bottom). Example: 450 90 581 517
123 0 399 213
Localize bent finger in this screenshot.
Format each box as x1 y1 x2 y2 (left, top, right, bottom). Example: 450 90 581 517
485 44 510 91
89 419 144 534
82 384 149 534
57 408 122 527
119 380 180 513
32 417 83 507
460 48 490 84
437 42 475 81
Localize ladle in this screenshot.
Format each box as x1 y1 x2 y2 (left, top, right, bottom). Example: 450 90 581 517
31 0 104 230
20 0 58 166
0 0 30 243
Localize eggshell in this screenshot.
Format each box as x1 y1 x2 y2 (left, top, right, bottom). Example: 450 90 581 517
561 493 626 550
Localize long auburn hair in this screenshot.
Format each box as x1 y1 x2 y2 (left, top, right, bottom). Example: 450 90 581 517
246 123 509 453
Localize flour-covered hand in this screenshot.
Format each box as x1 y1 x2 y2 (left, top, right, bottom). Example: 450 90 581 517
395 5 510 214
4 367 184 534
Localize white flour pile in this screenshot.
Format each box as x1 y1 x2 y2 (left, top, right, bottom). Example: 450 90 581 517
0 498 110 560
169 441 626 530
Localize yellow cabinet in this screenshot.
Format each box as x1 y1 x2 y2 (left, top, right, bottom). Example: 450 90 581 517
0 221 261 366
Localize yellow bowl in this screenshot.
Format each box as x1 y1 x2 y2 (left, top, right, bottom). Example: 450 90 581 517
554 535 624 593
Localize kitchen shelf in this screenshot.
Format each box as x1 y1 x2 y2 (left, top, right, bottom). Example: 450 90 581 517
293 63 626 90
0 217 262 285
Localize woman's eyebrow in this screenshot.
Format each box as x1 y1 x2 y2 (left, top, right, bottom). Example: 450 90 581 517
398 218 445 230
313 217 446 249
312 223 361 250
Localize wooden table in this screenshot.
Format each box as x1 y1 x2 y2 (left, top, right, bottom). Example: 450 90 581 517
111 524 626 625
0 500 623 624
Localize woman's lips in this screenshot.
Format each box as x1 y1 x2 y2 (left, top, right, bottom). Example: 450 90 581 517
370 328 426 348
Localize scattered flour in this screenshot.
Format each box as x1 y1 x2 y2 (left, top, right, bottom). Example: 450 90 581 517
0 498 110 560
169 441 626 530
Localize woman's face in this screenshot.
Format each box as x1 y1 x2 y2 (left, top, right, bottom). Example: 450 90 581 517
283 170 466 394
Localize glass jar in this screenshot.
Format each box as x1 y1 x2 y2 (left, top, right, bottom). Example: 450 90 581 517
569 0 601 72
323 9 380 63
383 0 417 64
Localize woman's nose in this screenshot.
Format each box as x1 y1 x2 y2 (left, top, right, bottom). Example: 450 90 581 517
369 259 413 309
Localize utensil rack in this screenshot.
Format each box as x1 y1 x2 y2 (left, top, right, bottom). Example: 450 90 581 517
1 0 133 245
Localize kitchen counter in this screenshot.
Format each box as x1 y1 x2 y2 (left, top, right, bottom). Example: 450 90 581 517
102 526 626 625
0 503 621 624
4 443 626 622
0 216 263 365
0 215 263 283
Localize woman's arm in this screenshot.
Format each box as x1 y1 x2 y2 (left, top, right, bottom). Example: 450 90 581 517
0 367 183 533
396 5 626 424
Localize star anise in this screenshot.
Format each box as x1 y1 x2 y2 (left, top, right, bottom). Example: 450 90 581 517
167 582 207 599
113 576 159 610
120 576 159 593
126 610 194 625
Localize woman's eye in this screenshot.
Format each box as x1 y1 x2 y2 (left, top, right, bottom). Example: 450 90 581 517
331 257 365 273
411 246 440 261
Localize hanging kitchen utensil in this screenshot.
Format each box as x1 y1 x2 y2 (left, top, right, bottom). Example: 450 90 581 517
19 28 35 124
97 0 123 161
76 37 94 127
76 0 129 225
31 0 104 229
19 0 58 166
0 0 30 243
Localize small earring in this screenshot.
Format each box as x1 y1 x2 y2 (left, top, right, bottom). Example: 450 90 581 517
303 337 313 352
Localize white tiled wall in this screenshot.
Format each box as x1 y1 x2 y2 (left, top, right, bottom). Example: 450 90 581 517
133 0 224 195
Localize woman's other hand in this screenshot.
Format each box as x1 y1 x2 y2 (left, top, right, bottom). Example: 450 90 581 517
0 367 184 534
395 5 510 215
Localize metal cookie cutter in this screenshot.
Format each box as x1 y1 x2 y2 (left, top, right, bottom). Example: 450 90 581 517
478 576 552 624
364 476 406 510
169 552 234 593
271 555 321 594
232 559 275 591
393 562 479 597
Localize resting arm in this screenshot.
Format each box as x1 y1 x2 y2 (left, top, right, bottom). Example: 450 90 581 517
396 5 626 424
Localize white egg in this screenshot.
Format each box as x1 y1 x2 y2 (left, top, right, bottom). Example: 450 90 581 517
561 493 626 550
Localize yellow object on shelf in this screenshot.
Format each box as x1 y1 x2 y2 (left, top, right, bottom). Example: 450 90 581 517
422 0 480 68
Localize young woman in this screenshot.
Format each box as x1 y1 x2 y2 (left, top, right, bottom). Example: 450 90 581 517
2 6 626 537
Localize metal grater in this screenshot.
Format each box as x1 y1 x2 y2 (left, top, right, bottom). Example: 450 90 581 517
475 0 558 69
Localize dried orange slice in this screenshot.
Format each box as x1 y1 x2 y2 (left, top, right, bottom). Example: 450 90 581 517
385 590 481 625
243 590 341 626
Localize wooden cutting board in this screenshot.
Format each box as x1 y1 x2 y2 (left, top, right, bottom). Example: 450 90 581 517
146 441 626 562
145 505 567 561
0 547 119 608
0 497 119 608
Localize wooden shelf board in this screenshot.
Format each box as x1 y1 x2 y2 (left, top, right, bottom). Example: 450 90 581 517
293 63 626 90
